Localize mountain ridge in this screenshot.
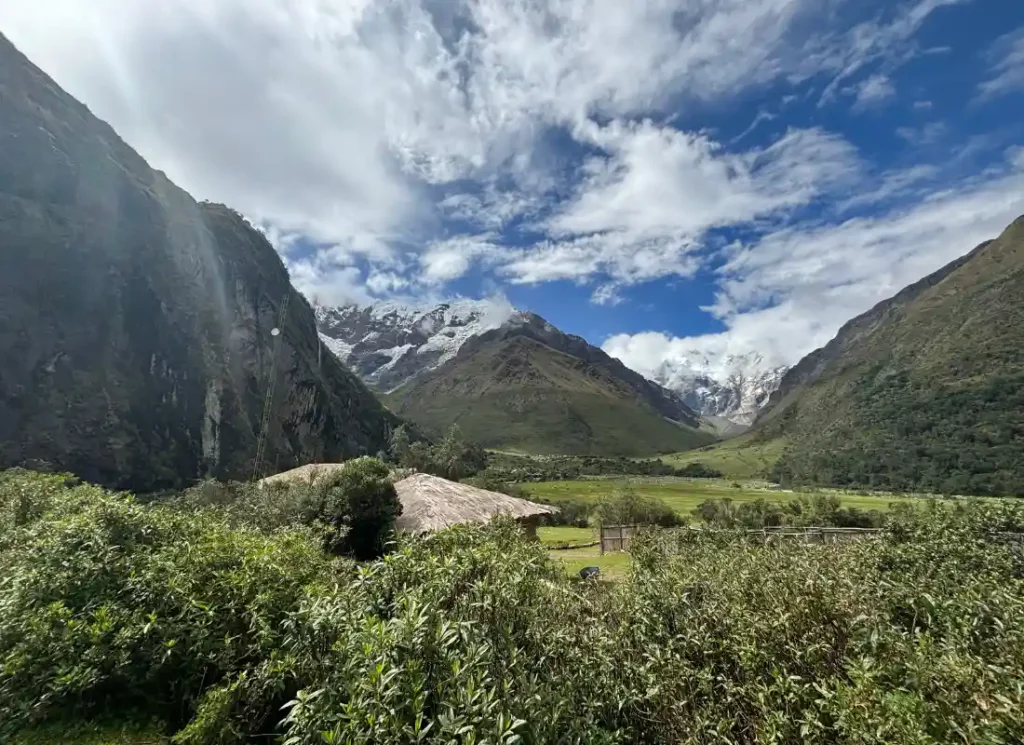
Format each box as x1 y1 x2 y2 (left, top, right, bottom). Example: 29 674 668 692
750 215 1024 495
383 311 715 456
317 299 785 425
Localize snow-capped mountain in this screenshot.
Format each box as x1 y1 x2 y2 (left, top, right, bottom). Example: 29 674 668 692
317 300 787 428
315 299 516 391
649 353 789 427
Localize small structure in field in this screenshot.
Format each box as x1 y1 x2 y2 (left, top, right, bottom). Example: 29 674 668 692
393 472 556 537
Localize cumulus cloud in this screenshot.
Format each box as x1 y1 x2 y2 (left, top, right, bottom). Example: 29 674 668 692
0 0 954 301
605 159 1024 377
3 0 1012 381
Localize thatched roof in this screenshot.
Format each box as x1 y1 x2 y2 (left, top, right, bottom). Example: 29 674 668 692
258 462 349 487
393 473 557 534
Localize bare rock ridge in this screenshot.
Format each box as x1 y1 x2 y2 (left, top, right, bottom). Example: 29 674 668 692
0 33 397 491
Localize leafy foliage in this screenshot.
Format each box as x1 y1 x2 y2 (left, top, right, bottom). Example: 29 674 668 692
592 487 686 527
693 494 888 529
675 461 724 478
180 457 400 559
5 469 1024 744
389 424 488 481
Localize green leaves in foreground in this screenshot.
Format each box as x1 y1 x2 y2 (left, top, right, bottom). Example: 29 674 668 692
3 469 1024 744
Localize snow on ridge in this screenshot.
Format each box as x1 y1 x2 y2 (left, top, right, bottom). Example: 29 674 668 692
316 297 517 386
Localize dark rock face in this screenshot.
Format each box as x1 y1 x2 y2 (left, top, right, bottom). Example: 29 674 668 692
0 34 397 491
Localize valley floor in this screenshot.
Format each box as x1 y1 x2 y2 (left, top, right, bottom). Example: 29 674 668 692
531 476 941 579
522 476 928 516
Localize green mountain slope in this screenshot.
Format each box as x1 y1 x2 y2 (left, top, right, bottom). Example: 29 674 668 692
385 313 716 456
751 215 1024 495
0 33 398 491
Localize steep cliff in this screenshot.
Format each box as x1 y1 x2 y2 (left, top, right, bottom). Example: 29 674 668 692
0 33 397 491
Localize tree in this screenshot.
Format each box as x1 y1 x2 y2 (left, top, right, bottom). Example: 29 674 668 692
388 424 412 466
319 457 401 559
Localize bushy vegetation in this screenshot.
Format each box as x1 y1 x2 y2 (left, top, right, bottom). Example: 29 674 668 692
4 469 1024 743
179 456 401 559
592 488 686 527
694 493 889 529
482 451 718 483
389 424 488 481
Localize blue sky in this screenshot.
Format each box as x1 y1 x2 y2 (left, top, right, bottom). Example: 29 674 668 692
3 0 1023 378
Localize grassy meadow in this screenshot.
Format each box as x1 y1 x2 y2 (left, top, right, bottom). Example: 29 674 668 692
522 476 927 517
659 434 789 480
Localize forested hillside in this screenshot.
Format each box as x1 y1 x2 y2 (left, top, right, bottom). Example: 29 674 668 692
754 216 1024 495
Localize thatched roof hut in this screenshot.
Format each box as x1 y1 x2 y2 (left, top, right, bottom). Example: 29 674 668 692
258 462 349 487
393 473 556 535
259 465 555 537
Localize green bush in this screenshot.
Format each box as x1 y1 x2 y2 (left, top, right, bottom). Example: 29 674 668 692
0 471 340 741
676 461 724 478
319 456 402 559
178 457 400 560
5 470 1024 744
390 425 488 481
593 487 686 527
539 497 593 527
694 494 888 529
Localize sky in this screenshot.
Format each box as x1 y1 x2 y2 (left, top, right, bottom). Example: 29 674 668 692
2 0 1023 380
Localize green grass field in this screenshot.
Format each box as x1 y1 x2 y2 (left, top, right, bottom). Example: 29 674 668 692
538 525 596 546
524 477 927 518
538 526 631 578
660 435 789 480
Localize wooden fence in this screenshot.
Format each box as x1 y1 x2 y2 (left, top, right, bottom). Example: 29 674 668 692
600 524 640 554
747 526 883 544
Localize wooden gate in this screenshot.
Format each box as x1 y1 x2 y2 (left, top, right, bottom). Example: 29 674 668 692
600 524 639 554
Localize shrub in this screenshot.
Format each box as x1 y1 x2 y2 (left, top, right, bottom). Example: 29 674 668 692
593 487 685 527
676 461 724 478
5 471 1024 744
390 424 488 481
539 497 593 527
318 456 401 559
0 471 339 740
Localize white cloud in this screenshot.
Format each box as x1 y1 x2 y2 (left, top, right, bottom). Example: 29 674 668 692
977 27 1024 100
591 284 624 306
0 0 958 305
3 0 1010 365
288 261 371 308
607 160 1024 378
498 123 860 286
896 122 948 145
850 73 896 111
419 236 502 284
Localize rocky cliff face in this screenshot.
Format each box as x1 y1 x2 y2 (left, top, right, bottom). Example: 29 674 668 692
0 33 397 491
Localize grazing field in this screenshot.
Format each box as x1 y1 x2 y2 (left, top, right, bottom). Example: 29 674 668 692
538 525 595 546
660 435 789 480
523 476 924 518
538 525 631 578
